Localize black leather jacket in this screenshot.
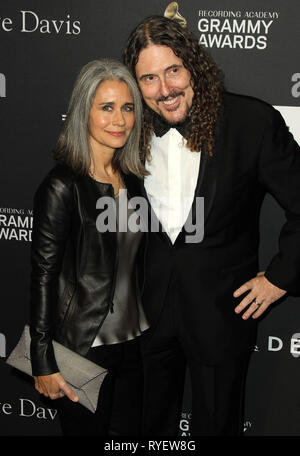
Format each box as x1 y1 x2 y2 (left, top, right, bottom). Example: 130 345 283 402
29 163 145 376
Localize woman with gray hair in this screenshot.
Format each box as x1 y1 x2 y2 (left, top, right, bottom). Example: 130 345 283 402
29 59 149 435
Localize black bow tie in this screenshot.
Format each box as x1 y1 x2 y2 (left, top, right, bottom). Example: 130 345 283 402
152 112 190 138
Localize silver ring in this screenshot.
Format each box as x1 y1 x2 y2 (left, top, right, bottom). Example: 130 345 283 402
253 299 261 307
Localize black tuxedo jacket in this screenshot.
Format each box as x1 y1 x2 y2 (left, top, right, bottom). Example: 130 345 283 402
123 92 300 364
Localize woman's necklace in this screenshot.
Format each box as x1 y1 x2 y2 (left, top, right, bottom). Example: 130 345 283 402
89 170 122 197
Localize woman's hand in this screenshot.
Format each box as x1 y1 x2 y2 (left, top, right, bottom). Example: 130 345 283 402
34 373 79 402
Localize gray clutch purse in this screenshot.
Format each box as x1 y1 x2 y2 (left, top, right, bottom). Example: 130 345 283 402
6 325 108 413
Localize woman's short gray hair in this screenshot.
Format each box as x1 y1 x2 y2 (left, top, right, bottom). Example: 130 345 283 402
53 59 147 177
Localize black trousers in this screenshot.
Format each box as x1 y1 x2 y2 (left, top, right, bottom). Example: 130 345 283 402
55 338 143 436
140 274 250 436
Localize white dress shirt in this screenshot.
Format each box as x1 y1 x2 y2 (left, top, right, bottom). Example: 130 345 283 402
144 129 201 244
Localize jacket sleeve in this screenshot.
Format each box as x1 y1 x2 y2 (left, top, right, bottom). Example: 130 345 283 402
258 107 300 295
29 170 73 376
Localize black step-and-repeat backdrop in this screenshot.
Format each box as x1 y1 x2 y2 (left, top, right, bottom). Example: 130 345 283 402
1 0 299 436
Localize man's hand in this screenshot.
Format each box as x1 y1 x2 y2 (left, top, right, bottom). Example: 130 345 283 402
34 372 79 402
233 271 286 320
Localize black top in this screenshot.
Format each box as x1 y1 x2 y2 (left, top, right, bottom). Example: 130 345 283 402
92 189 149 346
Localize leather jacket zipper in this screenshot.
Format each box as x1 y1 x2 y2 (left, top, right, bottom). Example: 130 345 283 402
108 236 118 314
141 234 148 295
108 191 119 314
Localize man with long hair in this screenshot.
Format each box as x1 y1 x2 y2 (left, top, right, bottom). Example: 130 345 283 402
123 15 300 436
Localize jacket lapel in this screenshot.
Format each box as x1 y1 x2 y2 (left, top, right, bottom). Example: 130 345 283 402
123 172 171 243
175 110 224 245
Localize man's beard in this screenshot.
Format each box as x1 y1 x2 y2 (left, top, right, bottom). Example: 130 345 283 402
156 90 191 126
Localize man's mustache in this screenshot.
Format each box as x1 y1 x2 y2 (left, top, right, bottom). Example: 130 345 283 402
156 91 185 103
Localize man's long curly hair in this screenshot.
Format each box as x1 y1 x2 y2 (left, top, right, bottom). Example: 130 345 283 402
123 15 224 161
